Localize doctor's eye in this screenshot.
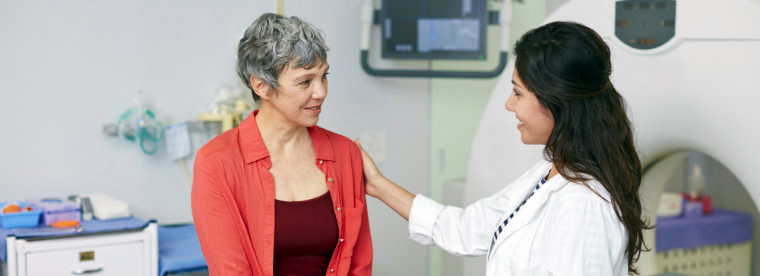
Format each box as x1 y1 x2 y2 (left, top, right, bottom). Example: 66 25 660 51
323 72 330 79
513 89 521 97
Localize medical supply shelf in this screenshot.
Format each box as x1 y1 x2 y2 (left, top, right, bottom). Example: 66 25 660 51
653 208 753 276
1 217 157 276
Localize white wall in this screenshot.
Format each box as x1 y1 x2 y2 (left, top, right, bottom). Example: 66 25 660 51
0 1 430 275
0 0 267 223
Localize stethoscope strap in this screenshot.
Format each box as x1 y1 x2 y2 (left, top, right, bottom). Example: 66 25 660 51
487 169 550 260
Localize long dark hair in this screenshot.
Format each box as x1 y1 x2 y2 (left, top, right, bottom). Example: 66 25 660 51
513 21 650 274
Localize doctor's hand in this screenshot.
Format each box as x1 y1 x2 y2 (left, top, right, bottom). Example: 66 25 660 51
354 138 388 199
355 138 415 220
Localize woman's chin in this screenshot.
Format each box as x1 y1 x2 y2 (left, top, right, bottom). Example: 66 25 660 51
300 117 320 127
519 135 530 144
519 136 542 145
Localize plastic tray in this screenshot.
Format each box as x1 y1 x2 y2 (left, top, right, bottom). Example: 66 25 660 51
27 198 81 226
0 202 42 228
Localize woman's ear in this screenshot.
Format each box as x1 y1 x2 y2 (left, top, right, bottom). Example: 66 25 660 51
250 75 272 100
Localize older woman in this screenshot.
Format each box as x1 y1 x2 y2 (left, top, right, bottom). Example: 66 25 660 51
192 13 372 276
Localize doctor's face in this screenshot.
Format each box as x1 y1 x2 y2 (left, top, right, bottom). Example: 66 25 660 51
505 70 554 145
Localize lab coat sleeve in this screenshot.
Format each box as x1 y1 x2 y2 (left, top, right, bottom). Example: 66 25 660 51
538 194 626 276
191 153 255 276
409 192 510 256
408 194 445 245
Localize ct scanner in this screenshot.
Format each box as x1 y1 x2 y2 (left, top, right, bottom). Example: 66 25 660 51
463 0 760 274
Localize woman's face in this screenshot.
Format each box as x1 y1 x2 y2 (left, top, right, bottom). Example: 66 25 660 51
505 69 555 145
263 61 330 127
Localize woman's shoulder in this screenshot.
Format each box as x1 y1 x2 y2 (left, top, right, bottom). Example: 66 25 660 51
196 127 242 160
312 125 359 152
547 179 622 228
556 178 612 203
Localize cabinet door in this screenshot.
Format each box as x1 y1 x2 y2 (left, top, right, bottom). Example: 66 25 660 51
25 241 144 276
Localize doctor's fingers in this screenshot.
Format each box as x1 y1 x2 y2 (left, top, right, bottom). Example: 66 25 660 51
354 138 384 179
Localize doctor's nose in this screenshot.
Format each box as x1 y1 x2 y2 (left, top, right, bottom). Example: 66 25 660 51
505 94 515 112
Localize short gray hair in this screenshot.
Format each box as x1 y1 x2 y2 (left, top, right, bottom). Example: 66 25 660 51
236 13 329 101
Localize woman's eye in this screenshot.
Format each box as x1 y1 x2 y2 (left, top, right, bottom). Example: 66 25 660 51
323 72 330 79
300 80 310 86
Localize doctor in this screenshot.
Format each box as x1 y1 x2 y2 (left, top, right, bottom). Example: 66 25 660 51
357 21 649 275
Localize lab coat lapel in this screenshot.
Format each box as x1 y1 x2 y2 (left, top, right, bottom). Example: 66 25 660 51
490 168 569 255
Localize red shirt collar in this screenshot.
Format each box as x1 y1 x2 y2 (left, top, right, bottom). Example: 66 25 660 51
238 110 336 164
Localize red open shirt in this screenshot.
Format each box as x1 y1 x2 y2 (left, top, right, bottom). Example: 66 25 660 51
192 111 372 275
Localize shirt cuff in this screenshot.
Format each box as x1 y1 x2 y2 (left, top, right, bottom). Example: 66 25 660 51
408 194 445 245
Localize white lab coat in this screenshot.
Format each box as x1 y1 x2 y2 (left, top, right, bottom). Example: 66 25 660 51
409 160 628 276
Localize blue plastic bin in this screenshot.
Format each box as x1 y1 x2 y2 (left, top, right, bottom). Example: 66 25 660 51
0 202 41 228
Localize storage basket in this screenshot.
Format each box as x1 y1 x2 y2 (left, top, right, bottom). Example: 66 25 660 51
0 202 42 228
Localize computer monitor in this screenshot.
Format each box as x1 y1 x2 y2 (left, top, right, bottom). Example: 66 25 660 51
381 0 488 60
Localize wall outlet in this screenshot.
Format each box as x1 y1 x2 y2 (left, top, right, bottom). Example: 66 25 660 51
360 131 386 163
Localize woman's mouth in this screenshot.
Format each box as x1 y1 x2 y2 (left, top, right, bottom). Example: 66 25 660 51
305 105 321 114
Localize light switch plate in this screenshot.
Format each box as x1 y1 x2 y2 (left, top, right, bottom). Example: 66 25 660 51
360 131 386 163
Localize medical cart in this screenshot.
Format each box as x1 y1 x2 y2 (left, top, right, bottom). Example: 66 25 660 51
1 218 157 276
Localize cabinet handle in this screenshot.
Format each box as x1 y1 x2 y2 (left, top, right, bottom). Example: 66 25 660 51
72 267 103 274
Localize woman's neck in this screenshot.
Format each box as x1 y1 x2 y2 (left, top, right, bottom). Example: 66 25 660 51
547 164 560 180
255 106 310 154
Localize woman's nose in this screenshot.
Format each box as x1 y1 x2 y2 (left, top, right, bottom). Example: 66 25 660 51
505 94 515 112
312 81 327 99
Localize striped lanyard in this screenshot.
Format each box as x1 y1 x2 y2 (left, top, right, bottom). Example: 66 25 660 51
488 171 549 255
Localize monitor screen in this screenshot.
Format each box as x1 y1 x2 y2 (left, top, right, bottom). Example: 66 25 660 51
381 0 487 60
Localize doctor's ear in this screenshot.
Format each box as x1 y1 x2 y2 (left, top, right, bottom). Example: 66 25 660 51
250 75 274 100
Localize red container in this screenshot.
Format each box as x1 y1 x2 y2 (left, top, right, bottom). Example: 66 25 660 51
682 193 712 215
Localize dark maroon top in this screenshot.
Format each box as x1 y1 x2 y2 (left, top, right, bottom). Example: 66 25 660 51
274 192 339 276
